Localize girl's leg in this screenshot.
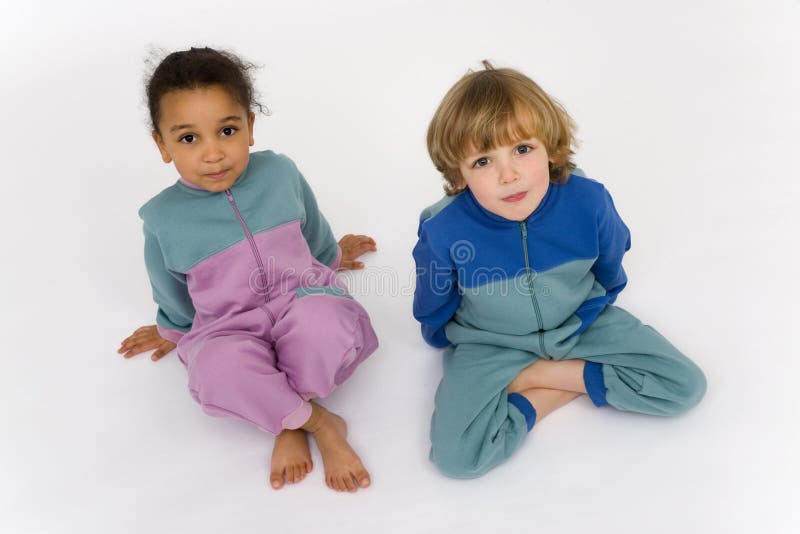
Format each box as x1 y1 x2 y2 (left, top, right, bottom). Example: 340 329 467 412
185 333 315 489
271 292 379 492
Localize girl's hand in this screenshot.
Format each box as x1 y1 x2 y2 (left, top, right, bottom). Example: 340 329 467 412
338 234 377 270
117 325 176 362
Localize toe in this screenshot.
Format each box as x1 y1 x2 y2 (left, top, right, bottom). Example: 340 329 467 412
270 470 285 490
355 468 371 488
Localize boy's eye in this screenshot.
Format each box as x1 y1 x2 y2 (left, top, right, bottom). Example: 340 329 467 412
221 126 237 136
472 157 490 168
179 134 196 144
515 144 532 155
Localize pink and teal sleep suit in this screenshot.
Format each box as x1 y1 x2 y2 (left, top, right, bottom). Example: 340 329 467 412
140 150 379 434
413 172 706 478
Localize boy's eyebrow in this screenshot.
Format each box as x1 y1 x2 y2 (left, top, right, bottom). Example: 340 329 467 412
169 116 243 133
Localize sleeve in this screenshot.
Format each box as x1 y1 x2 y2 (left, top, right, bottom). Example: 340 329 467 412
412 220 461 348
591 186 631 303
143 225 195 343
297 173 341 270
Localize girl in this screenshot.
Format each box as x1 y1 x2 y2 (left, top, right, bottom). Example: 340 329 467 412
118 47 379 493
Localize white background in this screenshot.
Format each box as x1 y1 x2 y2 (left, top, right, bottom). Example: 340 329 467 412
2 1 798 533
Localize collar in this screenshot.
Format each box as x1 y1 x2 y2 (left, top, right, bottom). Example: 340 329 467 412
462 184 555 225
175 159 253 194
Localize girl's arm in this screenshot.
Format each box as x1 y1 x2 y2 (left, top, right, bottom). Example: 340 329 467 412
297 173 342 270
142 225 195 344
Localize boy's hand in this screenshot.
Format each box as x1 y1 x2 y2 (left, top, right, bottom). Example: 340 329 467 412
118 325 176 362
338 234 377 270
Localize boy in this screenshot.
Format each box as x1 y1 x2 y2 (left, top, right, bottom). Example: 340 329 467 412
413 61 706 479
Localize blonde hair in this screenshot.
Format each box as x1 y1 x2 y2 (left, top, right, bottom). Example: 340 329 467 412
427 61 577 195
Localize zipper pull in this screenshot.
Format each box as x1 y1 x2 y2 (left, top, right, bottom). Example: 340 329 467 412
520 221 527 239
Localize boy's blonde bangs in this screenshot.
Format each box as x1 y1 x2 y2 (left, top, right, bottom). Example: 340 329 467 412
442 101 549 167
428 63 576 195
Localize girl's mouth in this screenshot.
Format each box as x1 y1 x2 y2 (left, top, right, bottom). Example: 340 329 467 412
206 170 229 180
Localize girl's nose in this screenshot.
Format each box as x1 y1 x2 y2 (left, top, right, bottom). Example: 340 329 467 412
202 141 224 163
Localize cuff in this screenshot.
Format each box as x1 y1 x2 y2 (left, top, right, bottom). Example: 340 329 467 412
281 400 312 430
583 361 608 407
156 325 186 344
507 392 537 431
328 245 343 271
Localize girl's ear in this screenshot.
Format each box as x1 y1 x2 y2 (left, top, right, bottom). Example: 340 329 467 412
248 112 255 146
152 131 172 164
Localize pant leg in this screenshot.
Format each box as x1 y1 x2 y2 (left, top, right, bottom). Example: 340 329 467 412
429 343 538 479
564 305 707 416
270 291 379 400
185 333 311 435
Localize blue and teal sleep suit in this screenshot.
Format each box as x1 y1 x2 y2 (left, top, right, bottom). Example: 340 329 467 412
412 173 706 478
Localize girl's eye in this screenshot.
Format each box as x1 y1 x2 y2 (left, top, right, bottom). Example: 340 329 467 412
179 134 196 144
515 144 532 155
472 157 490 168
221 127 237 136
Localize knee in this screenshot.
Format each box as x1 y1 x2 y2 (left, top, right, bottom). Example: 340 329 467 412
661 358 707 416
676 359 707 413
429 441 488 480
429 419 492 479
188 345 249 402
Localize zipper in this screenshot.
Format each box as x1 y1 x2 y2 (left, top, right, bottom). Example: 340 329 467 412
225 190 272 309
519 221 546 355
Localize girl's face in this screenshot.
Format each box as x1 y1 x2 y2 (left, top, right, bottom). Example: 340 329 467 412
456 137 552 221
153 85 255 192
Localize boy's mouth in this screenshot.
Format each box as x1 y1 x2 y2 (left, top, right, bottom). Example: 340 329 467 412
502 191 527 202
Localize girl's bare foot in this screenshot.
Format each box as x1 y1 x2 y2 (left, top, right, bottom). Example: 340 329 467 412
302 403 371 492
269 429 313 489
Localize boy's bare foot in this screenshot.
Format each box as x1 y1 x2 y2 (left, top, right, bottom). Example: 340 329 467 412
269 429 313 489
508 358 587 394
302 403 371 492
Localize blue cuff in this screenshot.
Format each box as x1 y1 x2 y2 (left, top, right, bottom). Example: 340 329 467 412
507 392 537 431
583 361 608 407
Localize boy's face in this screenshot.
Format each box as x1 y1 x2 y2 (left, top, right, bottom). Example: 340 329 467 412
152 85 255 192
457 138 551 221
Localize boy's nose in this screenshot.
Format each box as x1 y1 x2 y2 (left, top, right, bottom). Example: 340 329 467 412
498 161 519 184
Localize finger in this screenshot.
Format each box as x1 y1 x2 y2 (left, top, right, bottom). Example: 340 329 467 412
353 243 375 256
151 348 166 361
123 343 155 358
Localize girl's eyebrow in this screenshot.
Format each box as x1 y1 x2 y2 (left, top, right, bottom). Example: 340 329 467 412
169 116 242 133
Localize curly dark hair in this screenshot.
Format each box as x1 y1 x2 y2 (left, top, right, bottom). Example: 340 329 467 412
145 47 266 132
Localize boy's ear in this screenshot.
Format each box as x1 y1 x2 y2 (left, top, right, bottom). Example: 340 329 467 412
248 112 255 146
152 131 172 164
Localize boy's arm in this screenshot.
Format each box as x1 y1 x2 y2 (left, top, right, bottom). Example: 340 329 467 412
412 222 461 348
143 225 195 343
297 173 342 270
591 186 631 303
